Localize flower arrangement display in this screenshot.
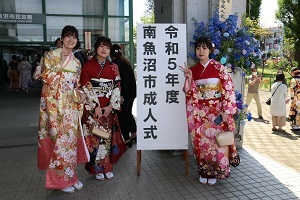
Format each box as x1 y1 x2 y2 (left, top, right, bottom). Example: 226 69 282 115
188 10 262 73
189 10 257 134
234 90 252 131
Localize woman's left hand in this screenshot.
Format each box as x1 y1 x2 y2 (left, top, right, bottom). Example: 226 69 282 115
221 112 228 122
102 105 112 117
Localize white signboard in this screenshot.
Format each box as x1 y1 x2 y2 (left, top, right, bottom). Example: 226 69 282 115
136 24 188 150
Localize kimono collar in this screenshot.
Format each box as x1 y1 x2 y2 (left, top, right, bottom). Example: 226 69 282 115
200 59 212 68
96 57 106 68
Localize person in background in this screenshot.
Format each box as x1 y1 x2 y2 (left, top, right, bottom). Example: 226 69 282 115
8 55 19 90
289 67 300 130
8 55 20 92
55 37 63 48
111 44 137 148
270 73 289 132
245 68 264 119
73 41 88 67
19 55 32 93
37 25 86 193
275 68 287 85
179 36 240 186
80 36 126 181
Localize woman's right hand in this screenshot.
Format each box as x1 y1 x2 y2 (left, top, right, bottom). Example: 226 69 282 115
94 106 103 118
59 44 69 66
178 62 192 79
178 62 192 90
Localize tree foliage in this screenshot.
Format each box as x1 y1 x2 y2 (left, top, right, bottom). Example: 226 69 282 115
276 0 300 63
242 17 271 39
145 0 154 14
246 0 262 20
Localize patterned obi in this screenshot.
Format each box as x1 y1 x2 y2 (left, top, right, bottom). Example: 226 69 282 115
90 78 114 98
195 78 222 100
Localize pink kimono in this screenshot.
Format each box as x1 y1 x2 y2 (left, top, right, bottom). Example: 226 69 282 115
184 59 240 179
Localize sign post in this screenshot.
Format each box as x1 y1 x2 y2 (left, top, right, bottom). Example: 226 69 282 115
136 24 189 175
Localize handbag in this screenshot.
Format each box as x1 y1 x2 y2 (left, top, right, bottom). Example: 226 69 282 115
265 98 271 105
266 83 282 105
89 118 111 139
72 89 81 103
216 131 234 147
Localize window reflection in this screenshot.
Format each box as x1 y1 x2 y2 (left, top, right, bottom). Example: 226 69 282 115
45 0 104 15
0 24 43 42
46 16 105 43
108 0 129 16
108 17 129 41
0 0 42 13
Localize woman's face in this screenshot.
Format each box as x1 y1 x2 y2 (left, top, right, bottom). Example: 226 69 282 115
96 43 110 59
61 34 77 50
195 43 210 63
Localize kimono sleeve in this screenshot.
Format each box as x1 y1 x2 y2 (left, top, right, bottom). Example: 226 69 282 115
219 64 237 131
183 78 200 132
109 64 121 111
289 78 296 99
41 53 62 89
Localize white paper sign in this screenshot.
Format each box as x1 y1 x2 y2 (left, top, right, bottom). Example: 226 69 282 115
136 24 188 150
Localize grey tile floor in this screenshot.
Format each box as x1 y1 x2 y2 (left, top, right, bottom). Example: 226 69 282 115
1 84 300 199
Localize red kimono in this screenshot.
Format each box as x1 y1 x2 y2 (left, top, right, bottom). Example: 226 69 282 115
80 58 126 174
184 59 240 179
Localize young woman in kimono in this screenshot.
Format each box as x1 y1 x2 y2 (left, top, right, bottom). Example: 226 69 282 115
289 67 300 130
37 25 87 193
179 36 240 185
80 36 126 181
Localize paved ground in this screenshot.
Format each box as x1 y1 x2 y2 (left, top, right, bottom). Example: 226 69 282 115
0 84 299 199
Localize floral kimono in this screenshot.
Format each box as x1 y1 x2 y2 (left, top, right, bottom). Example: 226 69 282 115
19 60 32 92
37 48 88 189
184 59 240 179
80 58 126 175
289 76 300 129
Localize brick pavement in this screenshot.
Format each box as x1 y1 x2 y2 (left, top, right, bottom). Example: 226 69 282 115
0 86 300 199
243 89 300 172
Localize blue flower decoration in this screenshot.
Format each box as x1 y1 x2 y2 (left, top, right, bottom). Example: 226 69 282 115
220 57 227 64
189 9 262 72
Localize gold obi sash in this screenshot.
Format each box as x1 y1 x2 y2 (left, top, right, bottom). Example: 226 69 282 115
195 78 222 100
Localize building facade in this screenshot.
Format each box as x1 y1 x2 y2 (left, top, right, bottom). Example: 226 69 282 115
0 0 133 91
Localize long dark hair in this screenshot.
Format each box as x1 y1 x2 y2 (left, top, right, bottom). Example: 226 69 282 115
111 44 130 65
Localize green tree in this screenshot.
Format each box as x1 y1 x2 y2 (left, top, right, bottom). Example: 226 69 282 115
276 0 300 64
246 0 262 19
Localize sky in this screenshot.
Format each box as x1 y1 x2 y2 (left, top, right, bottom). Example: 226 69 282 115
132 0 279 28
133 0 147 24
260 0 279 27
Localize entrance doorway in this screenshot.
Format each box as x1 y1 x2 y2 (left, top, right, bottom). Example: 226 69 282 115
0 44 51 92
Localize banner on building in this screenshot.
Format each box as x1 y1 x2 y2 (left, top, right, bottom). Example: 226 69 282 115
85 32 92 50
219 0 232 21
136 24 188 150
0 13 45 24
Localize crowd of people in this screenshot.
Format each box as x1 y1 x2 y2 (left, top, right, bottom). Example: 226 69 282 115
245 65 300 132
